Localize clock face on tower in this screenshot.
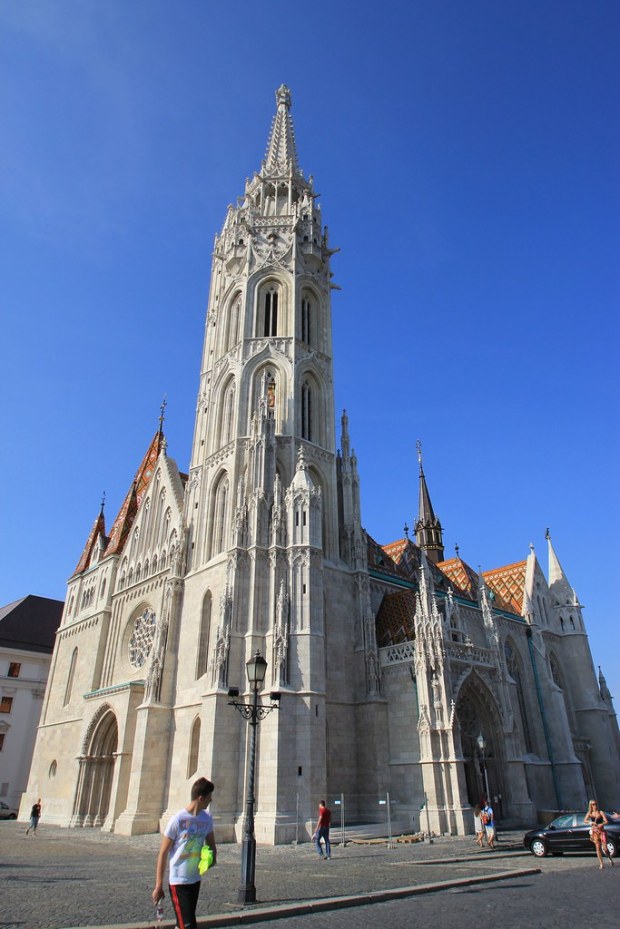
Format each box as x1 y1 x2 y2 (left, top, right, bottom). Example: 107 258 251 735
128 608 157 668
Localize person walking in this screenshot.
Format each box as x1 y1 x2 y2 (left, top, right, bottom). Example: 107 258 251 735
481 799 496 849
314 800 332 859
473 804 485 847
152 777 217 929
25 798 42 835
584 799 613 869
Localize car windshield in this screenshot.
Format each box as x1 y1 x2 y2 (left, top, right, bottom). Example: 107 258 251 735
550 813 576 828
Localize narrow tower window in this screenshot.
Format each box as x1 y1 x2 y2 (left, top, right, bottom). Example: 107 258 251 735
196 592 212 679
264 288 278 336
301 296 311 344
301 381 313 441
187 716 201 777
64 648 78 706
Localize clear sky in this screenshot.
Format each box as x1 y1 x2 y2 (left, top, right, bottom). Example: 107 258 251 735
2 2 618 695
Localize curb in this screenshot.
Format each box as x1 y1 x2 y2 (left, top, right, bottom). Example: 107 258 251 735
62 866 541 929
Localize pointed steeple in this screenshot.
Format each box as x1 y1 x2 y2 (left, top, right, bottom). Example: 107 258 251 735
263 84 301 177
73 506 107 575
546 529 577 605
599 667 613 704
105 429 165 557
414 441 444 565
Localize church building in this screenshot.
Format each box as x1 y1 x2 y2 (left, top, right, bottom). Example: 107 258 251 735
23 86 620 840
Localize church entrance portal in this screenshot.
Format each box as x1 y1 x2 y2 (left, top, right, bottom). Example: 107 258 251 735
71 707 118 828
456 677 504 813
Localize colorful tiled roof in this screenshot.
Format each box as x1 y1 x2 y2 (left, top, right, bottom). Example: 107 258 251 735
376 589 417 647
482 561 527 614
74 511 107 575
367 535 409 579
436 557 480 603
105 430 165 558
381 538 448 590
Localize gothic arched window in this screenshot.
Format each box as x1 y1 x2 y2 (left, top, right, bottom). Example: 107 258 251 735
256 283 280 337
64 647 78 706
219 380 236 447
301 380 313 441
209 474 229 558
187 716 201 778
504 639 533 753
301 295 311 345
227 293 242 350
264 287 278 336
196 591 212 679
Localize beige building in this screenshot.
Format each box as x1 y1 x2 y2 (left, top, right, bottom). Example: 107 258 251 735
1 596 63 812
24 87 620 840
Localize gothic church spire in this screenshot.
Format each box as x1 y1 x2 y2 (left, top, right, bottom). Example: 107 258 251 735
414 441 444 565
263 84 301 177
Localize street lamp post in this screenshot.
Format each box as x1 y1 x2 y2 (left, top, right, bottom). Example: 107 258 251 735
476 732 490 801
228 651 280 905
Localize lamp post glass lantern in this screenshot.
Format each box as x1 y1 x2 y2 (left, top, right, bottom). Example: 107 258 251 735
477 732 490 801
228 651 279 905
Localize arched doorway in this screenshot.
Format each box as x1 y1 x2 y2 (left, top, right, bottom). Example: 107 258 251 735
455 674 504 814
71 706 118 828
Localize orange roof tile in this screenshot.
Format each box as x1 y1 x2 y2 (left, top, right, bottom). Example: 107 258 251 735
482 561 527 614
105 430 164 558
74 511 106 575
436 557 479 602
376 589 417 647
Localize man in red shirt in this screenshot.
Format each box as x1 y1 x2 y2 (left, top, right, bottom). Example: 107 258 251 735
314 800 332 859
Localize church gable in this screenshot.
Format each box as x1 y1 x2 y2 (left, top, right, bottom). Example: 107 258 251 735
74 511 107 576
116 451 185 591
105 429 165 558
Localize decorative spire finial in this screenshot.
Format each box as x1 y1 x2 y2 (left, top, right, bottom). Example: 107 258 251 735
455 542 460 558
416 439 423 471
545 527 551 541
159 396 167 434
100 491 106 515
404 523 409 539
276 84 292 109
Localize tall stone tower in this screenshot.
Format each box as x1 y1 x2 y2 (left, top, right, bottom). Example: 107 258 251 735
171 85 384 842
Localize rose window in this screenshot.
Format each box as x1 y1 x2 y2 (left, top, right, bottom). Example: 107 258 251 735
128 608 157 668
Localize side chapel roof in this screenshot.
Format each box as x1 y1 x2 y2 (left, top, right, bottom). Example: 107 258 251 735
481 561 527 614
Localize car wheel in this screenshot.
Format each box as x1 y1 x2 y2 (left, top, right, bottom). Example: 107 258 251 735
605 838 617 859
530 838 548 858
8 813 16 820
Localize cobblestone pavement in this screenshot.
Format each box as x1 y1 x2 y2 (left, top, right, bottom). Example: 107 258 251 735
0 822 556 929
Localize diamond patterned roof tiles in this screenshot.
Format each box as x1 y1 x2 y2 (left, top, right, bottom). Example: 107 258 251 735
482 561 527 614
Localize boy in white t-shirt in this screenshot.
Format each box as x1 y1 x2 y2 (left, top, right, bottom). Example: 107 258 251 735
153 777 217 929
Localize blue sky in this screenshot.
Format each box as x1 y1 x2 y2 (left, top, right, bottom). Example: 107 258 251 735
1 2 618 695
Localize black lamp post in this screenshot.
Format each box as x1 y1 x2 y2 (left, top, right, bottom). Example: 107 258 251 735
228 651 280 905
476 732 490 802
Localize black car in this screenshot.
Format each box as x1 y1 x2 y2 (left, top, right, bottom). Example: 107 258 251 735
524 811 620 858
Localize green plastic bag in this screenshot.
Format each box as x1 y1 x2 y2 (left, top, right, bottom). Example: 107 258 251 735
198 845 214 875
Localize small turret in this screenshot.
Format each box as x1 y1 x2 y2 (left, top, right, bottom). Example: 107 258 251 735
414 441 444 565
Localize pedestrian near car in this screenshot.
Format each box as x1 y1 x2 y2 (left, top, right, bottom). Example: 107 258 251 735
314 800 332 859
25 798 42 835
152 777 217 929
473 805 485 847
481 800 496 849
584 799 613 869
